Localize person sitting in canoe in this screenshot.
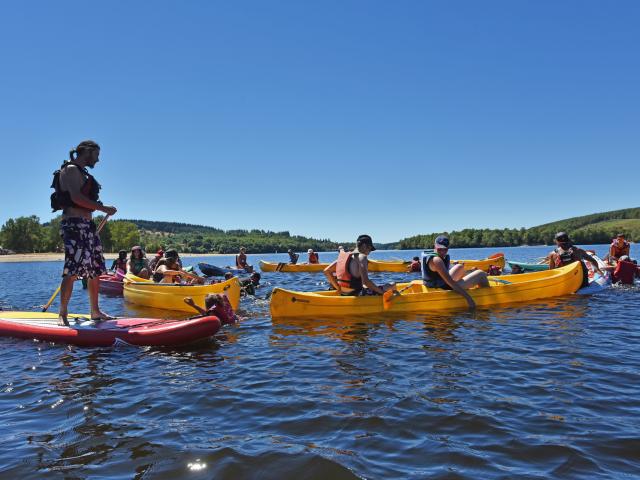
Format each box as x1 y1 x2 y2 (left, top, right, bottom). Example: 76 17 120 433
153 253 204 284
421 235 489 310
236 247 253 272
407 256 421 272
287 249 300 264
324 234 394 296
148 249 164 272
308 249 319 264
240 272 261 296
184 294 238 325
510 264 524 274
608 233 631 265
127 246 150 279
602 255 639 285
110 250 127 273
547 232 602 285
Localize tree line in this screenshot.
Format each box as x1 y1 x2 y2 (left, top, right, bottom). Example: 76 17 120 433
0 216 339 254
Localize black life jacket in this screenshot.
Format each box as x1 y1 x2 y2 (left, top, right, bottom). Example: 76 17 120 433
50 162 101 212
554 245 577 267
421 250 451 288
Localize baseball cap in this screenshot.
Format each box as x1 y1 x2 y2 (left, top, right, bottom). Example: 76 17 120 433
555 232 570 243
165 248 178 258
434 235 450 249
356 234 376 251
308 249 313 253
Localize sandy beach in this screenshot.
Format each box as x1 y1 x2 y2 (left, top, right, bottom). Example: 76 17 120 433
0 252 230 263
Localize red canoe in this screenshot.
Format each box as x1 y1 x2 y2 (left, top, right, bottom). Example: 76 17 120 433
0 312 221 347
99 271 124 295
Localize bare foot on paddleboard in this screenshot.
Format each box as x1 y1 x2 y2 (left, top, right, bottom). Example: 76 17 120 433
90 312 116 322
57 315 70 327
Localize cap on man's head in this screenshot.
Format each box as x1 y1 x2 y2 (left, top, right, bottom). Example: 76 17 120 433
118 249 127 255
356 234 376 251
617 233 625 238
165 248 178 258
308 249 314 253
434 235 450 249
555 232 570 243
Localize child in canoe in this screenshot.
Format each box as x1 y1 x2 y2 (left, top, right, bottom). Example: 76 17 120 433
184 294 238 325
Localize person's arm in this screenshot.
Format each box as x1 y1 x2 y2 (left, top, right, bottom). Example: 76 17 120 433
577 249 603 274
356 256 385 295
431 257 476 309
60 165 117 215
126 260 133 274
183 297 207 315
323 261 341 292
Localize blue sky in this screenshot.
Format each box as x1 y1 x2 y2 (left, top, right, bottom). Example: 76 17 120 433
0 0 638 243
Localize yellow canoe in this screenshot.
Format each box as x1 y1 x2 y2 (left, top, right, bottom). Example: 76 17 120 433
368 254 505 272
259 260 328 272
270 261 583 317
260 254 506 274
123 274 241 312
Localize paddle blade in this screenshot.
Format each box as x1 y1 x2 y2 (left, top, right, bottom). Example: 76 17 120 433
488 252 504 259
382 289 395 310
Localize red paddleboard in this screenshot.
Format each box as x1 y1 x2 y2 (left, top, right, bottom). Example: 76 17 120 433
0 312 221 347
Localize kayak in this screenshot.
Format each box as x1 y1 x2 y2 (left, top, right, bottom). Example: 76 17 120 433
0 311 221 347
270 261 584 317
123 274 241 312
259 260 327 272
98 272 124 295
368 254 506 273
507 260 548 272
198 262 249 277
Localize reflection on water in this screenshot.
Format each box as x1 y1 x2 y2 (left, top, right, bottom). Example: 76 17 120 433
1 245 639 478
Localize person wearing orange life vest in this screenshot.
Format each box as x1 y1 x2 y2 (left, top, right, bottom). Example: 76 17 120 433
323 234 395 296
608 233 631 264
308 249 319 264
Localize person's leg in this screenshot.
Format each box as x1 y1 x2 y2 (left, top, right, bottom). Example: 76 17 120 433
58 275 76 325
449 264 466 281
88 276 101 318
458 270 489 289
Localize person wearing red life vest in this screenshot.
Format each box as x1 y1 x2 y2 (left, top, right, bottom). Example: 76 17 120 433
308 249 320 264
608 233 631 264
324 234 394 296
607 255 640 285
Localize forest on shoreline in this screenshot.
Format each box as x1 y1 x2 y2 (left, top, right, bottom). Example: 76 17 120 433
1 208 637 254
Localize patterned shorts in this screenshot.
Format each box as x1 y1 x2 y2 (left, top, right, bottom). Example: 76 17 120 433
60 218 107 278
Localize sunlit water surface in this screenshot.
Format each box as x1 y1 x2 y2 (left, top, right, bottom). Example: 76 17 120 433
1 246 639 479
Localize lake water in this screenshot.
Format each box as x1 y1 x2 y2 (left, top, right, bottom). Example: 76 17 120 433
1 245 639 479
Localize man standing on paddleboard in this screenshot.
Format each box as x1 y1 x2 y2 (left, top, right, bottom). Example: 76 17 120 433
50 140 117 326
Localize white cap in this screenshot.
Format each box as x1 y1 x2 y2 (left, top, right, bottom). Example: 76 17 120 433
308 249 313 253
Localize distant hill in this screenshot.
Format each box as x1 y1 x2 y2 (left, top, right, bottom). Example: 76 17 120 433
120 219 340 254
397 207 640 249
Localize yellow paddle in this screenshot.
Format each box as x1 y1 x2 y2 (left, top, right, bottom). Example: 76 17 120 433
42 215 111 312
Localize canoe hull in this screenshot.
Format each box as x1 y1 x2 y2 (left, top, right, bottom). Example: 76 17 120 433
270 262 584 317
369 255 506 273
124 275 241 312
0 312 221 347
259 260 328 272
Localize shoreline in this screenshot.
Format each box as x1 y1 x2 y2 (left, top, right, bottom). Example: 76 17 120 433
0 252 231 263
